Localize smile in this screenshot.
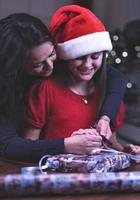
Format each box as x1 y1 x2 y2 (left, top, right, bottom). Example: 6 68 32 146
79 68 94 75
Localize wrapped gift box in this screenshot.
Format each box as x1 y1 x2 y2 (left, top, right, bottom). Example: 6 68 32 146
39 153 131 173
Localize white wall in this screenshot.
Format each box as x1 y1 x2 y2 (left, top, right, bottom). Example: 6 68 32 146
1 0 140 29
0 0 73 25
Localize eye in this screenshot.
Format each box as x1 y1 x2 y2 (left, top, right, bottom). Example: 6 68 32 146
32 61 45 68
91 53 101 59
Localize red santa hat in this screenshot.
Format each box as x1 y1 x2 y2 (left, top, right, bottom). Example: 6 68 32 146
49 5 112 60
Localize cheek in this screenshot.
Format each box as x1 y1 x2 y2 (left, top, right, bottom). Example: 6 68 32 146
68 60 81 70
32 68 42 73
51 59 55 67
53 54 57 61
25 66 42 76
95 58 103 69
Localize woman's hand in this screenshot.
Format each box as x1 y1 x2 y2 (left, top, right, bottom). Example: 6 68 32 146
95 115 112 140
64 128 102 154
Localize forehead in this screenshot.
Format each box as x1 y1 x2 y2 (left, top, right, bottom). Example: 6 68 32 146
30 41 54 60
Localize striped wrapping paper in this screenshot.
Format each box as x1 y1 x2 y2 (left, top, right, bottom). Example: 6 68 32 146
1 172 140 197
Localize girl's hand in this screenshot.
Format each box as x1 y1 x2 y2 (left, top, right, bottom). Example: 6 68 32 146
71 128 99 136
95 115 112 140
123 144 140 155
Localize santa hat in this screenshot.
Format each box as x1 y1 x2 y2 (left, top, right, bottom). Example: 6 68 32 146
49 5 112 60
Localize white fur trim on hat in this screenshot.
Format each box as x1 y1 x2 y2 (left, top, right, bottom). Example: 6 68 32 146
57 31 112 60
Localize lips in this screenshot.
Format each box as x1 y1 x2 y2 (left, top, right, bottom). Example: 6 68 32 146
79 68 94 75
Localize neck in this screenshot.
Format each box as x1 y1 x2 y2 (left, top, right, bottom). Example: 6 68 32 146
66 77 94 96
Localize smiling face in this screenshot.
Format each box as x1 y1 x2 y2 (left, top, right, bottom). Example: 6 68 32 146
67 52 103 82
25 41 57 77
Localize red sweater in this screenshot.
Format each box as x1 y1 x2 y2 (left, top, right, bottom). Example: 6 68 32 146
24 76 125 139
24 77 101 139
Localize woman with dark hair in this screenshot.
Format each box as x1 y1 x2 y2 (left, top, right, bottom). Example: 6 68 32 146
0 13 63 161
0 12 126 161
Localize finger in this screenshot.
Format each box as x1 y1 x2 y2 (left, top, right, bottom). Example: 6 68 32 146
93 123 97 129
71 132 82 136
78 129 99 136
100 128 108 137
87 129 99 136
88 134 102 142
87 140 102 147
71 129 86 136
134 149 140 155
129 144 136 151
96 123 108 136
131 145 140 154
125 144 138 154
105 127 112 140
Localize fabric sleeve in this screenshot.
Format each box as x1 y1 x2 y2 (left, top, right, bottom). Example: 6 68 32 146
24 80 49 128
99 65 128 124
0 126 64 162
111 101 125 132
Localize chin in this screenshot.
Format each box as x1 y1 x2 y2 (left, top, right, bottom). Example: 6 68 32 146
80 75 93 81
41 71 53 78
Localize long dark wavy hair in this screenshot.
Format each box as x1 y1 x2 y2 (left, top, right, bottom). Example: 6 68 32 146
0 13 53 124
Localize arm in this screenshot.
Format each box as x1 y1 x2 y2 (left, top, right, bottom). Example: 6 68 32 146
0 126 64 162
99 64 127 124
23 80 49 140
0 126 103 161
96 65 127 139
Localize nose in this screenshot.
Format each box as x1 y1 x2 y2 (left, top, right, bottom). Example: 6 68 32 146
84 55 93 67
44 58 53 69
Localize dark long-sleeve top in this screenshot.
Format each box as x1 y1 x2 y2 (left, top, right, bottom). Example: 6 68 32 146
0 65 127 162
100 65 128 124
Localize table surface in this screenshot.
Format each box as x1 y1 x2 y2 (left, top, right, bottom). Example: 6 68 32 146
0 158 140 200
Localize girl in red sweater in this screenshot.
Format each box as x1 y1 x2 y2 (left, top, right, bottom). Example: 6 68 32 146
23 5 125 153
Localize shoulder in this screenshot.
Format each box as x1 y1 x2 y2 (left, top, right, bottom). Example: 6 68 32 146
30 76 55 91
106 64 119 73
29 75 64 97
106 64 124 76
